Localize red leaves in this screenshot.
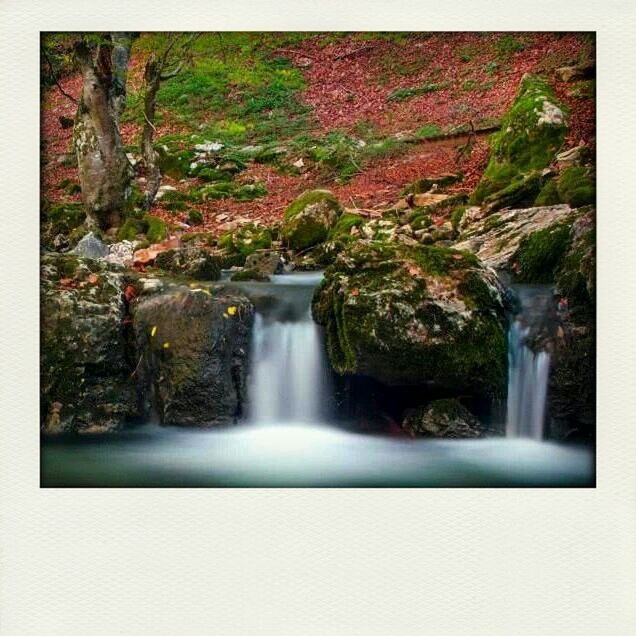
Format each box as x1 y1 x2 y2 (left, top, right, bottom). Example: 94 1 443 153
124 285 137 302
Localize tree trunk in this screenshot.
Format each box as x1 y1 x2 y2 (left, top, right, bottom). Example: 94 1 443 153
141 57 162 210
73 35 134 230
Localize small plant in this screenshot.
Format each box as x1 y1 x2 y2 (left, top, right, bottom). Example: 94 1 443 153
495 35 525 57
387 82 446 102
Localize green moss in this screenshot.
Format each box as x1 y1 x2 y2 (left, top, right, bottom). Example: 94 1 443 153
217 224 272 257
387 82 446 102
233 183 268 201
230 268 270 282
328 213 364 240
403 173 463 195
45 202 86 234
481 171 544 211
156 146 195 179
188 210 203 225
557 166 595 207
282 190 343 250
514 223 571 283
534 178 561 206
144 215 168 244
471 75 567 204
450 206 467 231
410 213 433 231
117 218 146 241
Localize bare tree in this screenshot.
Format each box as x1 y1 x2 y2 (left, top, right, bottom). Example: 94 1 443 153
72 33 136 230
140 33 199 209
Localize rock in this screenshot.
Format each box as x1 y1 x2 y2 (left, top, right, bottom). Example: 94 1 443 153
312 240 507 396
155 184 177 199
454 204 584 274
555 61 595 83
403 174 463 195
402 399 481 438
281 189 344 250
133 288 254 427
106 240 137 266
230 268 270 282
72 232 109 260
471 74 568 205
154 246 221 281
138 277 164 295
244 250 283 276
194 141 224 153
556 144 591 168
217 224 273 263
41 254 137 434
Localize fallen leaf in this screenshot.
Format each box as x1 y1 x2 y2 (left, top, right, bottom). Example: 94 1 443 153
87 273 99 284
151 326 157 337
163 341 170 349
227 306 237 316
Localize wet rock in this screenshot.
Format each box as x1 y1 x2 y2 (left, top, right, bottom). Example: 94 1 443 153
312 240 507 396
41 254 137 434
402 399 481 438
281 189 343 250
72 232 109 260
154 246 221 281
230 268 270 282
244 250 283 276
133 288 254 427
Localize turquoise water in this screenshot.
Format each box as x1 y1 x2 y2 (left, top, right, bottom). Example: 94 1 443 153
41 423 594 487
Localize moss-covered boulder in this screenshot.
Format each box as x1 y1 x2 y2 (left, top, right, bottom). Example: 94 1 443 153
41 254 137 434
217 223 272 263
154 247 221 281
454 204 586 278
281 190 344 250
117 215 168 243
230 268 270 282
312 241 507 396
133 288 254 427
402 399 482 438
41 201 87 250
471 74 567 205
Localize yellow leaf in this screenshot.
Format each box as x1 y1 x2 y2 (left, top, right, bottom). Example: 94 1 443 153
151 326 157 337
163 342 170 349
227 306 237 316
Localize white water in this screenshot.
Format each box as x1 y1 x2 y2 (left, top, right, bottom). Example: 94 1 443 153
247 274 329 424
505 286 554 439
505 320 551 439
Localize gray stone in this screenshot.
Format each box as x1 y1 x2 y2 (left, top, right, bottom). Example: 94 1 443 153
245 250 283 276
73 232 108 260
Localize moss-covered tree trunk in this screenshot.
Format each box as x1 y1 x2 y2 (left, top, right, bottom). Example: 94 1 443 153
141 57 162 209
73 34 135 230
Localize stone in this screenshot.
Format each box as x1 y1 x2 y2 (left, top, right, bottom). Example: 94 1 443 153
244 250 283 276
106 240 137 266
555 61 595 83
133 288 254 427
154 246 222 281
72 232 109 260
312 240 507 396
281 189 344 250
402 399 482 438
41 254 137 434
454 204 585 274
155 184 177 200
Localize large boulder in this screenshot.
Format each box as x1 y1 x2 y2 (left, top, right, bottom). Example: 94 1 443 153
402 399 481 438
41 254 137 434
133 288 254 427
281 189 343 250
470 74 567 207
154 246 221 280
454 204 586 277
312 240 507 396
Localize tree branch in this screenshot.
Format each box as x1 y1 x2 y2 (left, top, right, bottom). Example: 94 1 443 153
43 47 78 104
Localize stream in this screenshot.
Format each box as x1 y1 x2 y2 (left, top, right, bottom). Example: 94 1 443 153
41 272 594 487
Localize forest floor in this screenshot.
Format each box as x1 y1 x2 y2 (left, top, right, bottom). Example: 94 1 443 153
42 32 595 234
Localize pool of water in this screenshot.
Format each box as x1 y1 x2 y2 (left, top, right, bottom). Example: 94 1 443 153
41 423 594 487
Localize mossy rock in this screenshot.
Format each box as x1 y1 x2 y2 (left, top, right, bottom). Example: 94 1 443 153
154 247 221 281
117 218 146 241
512 222 572 283
233 183 268 201
218 224 272 258
556 166 595 207
482 170 545 212
230 268 270 282
45 201 86 234
156 146 196 179
192 182 234 202
282 190 344 250
471 74 567 204
144 215 168 243
534 178 561 206
402 399 482 438
402 173 463 195
450 206 467 231
312 240 507 396
188 209 204 226
328 213 364 241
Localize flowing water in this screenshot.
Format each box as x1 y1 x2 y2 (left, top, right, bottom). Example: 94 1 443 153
505 285 555 440
40 275 594 487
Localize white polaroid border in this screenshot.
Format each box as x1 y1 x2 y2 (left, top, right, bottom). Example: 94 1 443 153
2 1 636 634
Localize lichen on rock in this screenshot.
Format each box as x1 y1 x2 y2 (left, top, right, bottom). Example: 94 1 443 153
312 240 507 396
402 399 482 438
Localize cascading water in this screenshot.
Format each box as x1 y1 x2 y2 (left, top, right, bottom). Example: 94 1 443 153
505 285 555 439
247 272 330 424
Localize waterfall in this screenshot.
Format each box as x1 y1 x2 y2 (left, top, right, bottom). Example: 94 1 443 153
505 285 554 439
247 274 329 424
505 320 551 439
